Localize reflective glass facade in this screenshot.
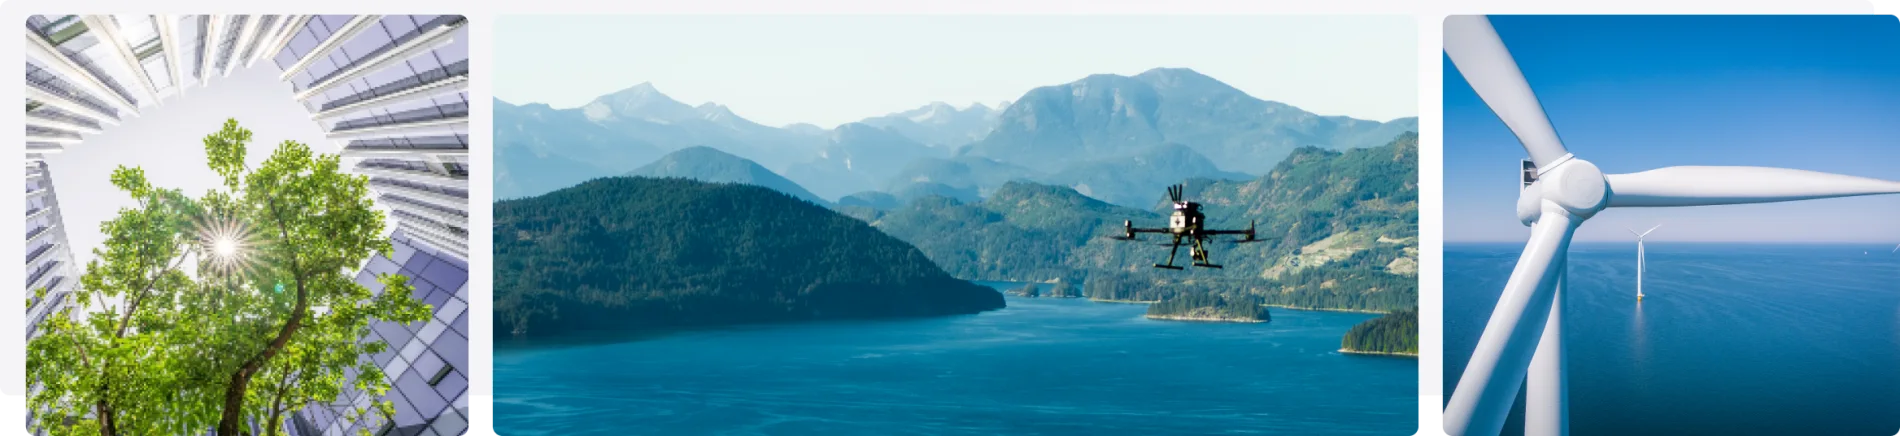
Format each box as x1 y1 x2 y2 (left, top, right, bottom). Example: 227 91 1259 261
284 231 470 436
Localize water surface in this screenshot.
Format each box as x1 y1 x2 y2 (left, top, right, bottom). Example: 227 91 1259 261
1444 243 1900 435
497 283 1417 435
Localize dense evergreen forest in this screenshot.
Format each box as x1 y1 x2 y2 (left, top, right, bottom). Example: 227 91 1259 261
1145 293 1271 322
1341 308 1419 356
493 177 1005 338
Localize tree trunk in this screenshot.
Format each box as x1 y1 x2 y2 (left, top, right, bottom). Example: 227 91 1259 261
94 399 115 436
216 293 305 435
217 199 309 436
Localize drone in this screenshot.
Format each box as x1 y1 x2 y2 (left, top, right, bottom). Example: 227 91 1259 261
1109 184 1269 270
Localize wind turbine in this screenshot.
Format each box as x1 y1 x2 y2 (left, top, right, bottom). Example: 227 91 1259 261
1442 15 1900 436
1627 225 1661 302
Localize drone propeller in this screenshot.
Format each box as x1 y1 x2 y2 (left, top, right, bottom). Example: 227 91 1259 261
1167 184 1184 203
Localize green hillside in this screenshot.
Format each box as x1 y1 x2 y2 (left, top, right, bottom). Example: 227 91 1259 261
493 177 1005 338
855 132 1419 314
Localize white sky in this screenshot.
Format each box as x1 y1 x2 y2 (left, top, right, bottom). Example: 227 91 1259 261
493 15 1419 128
45 66 329 270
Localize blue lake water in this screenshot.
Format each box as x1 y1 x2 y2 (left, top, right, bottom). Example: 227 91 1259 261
495 282 1417 435
1443 243 1900 436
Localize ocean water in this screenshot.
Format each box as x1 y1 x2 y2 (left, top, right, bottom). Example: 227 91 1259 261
495 282 1417 435
1443 243 1900 436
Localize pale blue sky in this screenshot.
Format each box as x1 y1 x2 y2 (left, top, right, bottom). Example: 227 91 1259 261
494 15 1418 128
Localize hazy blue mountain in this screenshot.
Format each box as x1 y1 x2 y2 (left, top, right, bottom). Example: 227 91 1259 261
964 67 1418 174
626 146 830 206
837 191 902 210
856 102 1000 149
783 123 949 200
1042 143 1253 209
783 123 828 136
882 156 1040 199
494 99 666 199
578 83 826 171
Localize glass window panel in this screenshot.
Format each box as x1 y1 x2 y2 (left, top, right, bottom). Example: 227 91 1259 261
338 21 391 62
379 16 419 43
316 15 354 35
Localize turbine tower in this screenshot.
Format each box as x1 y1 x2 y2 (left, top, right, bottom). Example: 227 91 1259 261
1627 225 1661 302
1442 15 1900 436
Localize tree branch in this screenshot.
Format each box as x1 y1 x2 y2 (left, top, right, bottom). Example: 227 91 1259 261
115 246 191 338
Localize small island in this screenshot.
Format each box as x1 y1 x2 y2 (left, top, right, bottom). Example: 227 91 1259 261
1006 283 1041 298
1340 308 1418 357
1145 294 1270 323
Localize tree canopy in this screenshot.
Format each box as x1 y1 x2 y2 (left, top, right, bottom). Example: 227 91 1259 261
26 119 432 436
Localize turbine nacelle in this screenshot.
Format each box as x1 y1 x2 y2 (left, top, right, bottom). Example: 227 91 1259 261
1517 158 1609 226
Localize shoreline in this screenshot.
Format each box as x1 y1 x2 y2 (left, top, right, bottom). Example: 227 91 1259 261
1144 314 1268 323
1090 298 1159 304
1265 304 1387 314
1338 348 1418 358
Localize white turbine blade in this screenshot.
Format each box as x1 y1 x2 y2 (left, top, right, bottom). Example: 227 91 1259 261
1445 210 1580 436
1640 224 1662 238
1606 166 1900 207
1892 243 1898 253
1444 15 1572 168
1626 227 1640 238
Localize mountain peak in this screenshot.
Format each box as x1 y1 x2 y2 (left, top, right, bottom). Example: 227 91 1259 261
586 82 694 122
1133 67 1242 96
1135 67 1211 80
696 102 739 121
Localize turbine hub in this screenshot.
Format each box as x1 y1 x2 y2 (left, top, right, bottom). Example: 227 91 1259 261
1516 158 1609 226
1541 158 1609 218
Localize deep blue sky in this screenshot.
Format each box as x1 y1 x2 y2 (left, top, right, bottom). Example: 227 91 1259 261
1444 15 1900 243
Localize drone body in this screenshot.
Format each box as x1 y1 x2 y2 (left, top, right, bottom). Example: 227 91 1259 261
1110 184 1264 270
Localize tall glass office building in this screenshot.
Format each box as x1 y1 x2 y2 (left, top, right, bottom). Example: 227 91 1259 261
23 15 470 436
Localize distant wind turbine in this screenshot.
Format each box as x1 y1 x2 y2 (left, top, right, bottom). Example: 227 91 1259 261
1891 243 1898 253
1627 225 1661 302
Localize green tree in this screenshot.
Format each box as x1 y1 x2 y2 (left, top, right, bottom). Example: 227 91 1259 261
25 119 431 436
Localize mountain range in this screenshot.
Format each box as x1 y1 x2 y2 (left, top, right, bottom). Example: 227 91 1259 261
624 146 830 206
493 67 1417 208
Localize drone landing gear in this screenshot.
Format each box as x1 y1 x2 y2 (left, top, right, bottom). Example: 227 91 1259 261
1153 264 1185 270
1193 263 1223 269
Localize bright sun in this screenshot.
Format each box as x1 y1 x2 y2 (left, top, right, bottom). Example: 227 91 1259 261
198 212 259 277
213 237 239 257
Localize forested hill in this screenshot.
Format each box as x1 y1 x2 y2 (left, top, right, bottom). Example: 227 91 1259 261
493 177 1005 338
849 132 1419 313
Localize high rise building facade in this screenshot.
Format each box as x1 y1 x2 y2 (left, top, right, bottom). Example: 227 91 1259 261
23 14 470 435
